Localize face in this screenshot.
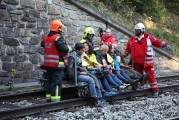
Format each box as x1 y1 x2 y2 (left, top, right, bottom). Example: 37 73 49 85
135 29 142 37
106 31 111 37
76 48 84 55
83 43 89 52
87 34 94 40
100 49 108 56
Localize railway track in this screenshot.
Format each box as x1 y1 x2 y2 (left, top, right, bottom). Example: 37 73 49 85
0 74 179 120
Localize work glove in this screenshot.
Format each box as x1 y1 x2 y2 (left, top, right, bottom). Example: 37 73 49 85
165 45 171 50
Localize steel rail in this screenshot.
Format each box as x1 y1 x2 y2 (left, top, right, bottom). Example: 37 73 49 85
0 84 179 120
1 74 179 102
0 97 95 120
0 87 77 102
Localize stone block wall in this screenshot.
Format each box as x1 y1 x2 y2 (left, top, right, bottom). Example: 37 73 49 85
0 0 178 85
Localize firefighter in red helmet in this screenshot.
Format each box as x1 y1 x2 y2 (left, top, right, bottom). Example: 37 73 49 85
41 19 72 102
123 23 171 97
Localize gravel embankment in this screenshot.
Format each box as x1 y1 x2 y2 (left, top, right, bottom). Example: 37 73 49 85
20 92 179 120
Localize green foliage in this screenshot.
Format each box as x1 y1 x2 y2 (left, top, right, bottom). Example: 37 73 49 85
80 0 179 56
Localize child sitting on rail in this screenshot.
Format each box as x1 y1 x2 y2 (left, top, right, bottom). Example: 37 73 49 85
68 43 108 107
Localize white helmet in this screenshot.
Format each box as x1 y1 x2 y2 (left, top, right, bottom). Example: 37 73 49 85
134 23 145 32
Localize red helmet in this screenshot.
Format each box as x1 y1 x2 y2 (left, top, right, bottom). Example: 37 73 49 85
50 19 64 32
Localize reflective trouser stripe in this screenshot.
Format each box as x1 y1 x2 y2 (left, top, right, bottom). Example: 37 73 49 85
149 82 157 85
46 94 51 100
150 85 158 88
51 85 61 100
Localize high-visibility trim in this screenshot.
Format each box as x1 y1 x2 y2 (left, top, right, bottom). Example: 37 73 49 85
51 96 61 100
46 94 51 98
144 61 153 64
146 36 154 56
51 85 61 100
145 56 153 60
150 85 158 88
58 62 65 67
59 62 64 65
56 85 58 97
80 39 86 43
67 46 72 53
44 55 59 58
44 59 59 63
55 36 60 41
149 82 158 85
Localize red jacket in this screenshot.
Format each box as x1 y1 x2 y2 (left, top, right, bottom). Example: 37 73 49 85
124 32 168 67
101 34 115 45
43 34 67 67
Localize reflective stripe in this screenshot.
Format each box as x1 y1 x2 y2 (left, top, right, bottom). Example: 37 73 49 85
58 62 65 67
149 82 158 85
46 94 51 98
55 36 60 41
56 85 58 97
151 85 158 88
68 45 72 53
44 59 59 63
59 62 64 65
51 85 61 100
44 55 59 58
145 56 153 60
51 96 61 100
146 36 154 56
144 61 153 64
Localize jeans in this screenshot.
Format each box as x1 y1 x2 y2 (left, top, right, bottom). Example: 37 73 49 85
77 75 102 98
106 74 123 87
113 70 133 83
100 77 112 92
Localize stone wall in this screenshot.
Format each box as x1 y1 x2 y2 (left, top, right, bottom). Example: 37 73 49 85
0 0 178 85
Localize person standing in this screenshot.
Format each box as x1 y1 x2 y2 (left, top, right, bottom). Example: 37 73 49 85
41 19 72 102
123 23 171 97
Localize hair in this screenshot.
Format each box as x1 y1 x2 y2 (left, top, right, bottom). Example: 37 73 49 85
108 44 113 54
99 44 109 51
84 42 94 55
75 43 85 51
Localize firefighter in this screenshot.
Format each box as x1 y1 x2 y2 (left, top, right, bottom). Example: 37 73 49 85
80 27 95 46
41 19 72 102
123 23 171 97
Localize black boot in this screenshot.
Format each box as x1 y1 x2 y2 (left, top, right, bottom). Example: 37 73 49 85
131 79 139 90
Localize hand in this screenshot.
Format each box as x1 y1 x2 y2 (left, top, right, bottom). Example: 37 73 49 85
165 45 171 50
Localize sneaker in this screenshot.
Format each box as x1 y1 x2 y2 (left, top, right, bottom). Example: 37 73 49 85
109 91 118 96
120 84 130 90
103 91 112 97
